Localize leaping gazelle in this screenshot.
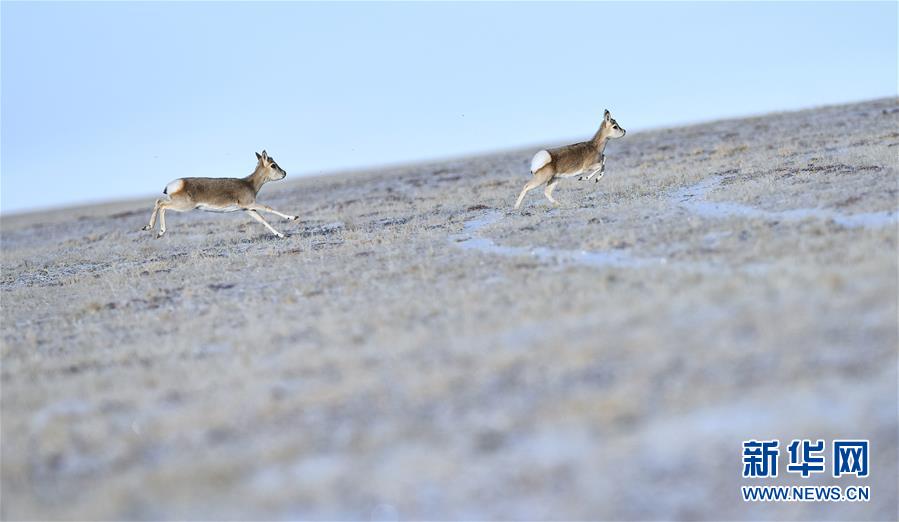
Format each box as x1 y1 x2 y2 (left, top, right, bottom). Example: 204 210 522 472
142 150 299 238
514 110 626 209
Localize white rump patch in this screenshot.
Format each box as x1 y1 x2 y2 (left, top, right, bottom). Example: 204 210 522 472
530 150 552 173
165 179 185 195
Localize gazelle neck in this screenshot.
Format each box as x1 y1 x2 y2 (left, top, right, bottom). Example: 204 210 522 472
591 128 610 154
244 166 267 194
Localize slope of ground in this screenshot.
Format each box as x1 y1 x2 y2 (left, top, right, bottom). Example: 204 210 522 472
2 98 897 520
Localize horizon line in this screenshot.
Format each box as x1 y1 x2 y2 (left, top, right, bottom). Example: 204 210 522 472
2 95 894 219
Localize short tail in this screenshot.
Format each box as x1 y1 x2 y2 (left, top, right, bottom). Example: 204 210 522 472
163 179 184 196
530 150 552 174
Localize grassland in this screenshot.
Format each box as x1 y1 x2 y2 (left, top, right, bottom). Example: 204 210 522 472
2 98 897 520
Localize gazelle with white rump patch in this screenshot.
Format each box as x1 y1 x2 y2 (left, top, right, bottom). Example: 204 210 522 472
514 109 626 209
143 150 298 238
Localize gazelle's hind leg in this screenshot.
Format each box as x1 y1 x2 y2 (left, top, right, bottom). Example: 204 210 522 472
157 208 168 238
154 198 193 238
246 210 285 238
142 198 166 231
514 181 538 210
514 166 554 209
544 178 560 206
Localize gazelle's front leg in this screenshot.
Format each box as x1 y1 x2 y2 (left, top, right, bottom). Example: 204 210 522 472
580 155 606 181
585 163 607 182
581 159 606 182
248 203 299 221
246 210 285 238
592 162 606 183
580 167 603 182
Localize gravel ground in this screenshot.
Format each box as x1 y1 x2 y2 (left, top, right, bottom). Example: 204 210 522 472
2 98 897 520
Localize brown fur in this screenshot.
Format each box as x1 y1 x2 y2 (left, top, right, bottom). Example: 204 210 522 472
169 178 258 207
545 140 602 176
515 110 626 209
142 150 298 238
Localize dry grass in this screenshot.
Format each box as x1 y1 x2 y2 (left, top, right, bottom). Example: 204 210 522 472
2 98 897 520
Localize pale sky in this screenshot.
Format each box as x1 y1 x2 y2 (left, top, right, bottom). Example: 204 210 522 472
2 1 896 214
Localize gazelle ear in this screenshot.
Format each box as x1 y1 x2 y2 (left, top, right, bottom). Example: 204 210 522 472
256 152 262 160
604 109 611 122
261 150 268 159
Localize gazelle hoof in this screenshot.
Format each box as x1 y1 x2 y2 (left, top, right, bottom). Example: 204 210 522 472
142 225 151 231
155 232 165 239
289 215 299 221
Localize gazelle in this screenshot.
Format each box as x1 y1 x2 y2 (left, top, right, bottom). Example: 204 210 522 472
514 109 626 209
142 150 299 238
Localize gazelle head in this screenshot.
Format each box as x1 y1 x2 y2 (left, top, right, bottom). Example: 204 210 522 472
602 109 626 139
255 150 287 181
